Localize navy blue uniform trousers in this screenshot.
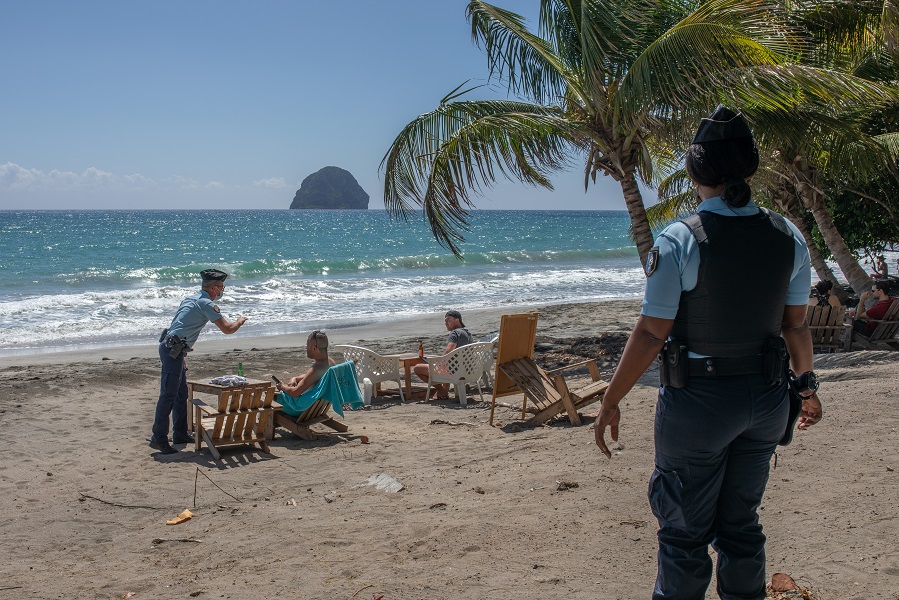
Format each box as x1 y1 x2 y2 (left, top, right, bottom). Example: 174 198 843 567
650 374 789 600
151 343 188 443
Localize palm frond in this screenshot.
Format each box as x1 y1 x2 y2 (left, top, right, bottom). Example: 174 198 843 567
467 1 581 105
882 0 899 62
648 168 698 227
874 131 899 159
851 42 898 81
695 64 896 117
791 0 882 68
381 97 579 255
619 0 803 119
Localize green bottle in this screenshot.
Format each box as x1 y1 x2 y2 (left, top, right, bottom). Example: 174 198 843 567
237 362 244 376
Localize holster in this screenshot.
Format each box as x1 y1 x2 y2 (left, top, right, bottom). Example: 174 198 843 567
658 339 688 388
780 377 803 446
767 337 799 446
164 334 188 359
762 336 789 386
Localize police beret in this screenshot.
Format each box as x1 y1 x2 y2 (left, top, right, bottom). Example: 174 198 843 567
200 269 228 282
691 104 753 144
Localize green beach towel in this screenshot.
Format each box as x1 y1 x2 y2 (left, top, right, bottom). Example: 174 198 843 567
276 361 364 418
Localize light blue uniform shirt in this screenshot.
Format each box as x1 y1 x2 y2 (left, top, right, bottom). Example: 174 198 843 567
166 290 223 348
642 197 812 322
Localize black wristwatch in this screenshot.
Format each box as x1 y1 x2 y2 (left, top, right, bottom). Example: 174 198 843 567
790 371 819 395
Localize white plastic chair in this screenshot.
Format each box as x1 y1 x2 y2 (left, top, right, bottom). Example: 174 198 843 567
477 332 499 388
333 345 404 402
425 342 494 406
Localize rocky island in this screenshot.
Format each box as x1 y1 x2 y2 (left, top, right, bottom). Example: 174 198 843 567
290 166 369 209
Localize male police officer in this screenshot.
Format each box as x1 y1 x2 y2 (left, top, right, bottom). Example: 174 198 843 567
149 269 248 454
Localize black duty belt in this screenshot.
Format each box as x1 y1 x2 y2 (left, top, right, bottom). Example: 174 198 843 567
688 355 766 378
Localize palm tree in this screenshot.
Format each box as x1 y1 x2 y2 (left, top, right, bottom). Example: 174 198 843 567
651 105 895 298
648 0 899 297
382 0 812 262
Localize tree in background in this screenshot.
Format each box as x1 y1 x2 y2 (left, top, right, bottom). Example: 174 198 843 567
382 0 813 262
649 0 899 297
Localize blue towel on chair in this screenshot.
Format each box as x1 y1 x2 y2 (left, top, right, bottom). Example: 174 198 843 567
276 361 364 418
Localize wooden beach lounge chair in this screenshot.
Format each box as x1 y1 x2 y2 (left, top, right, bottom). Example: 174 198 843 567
490 312 609 426
192 384 282 461
806 304 847 352
847 300 899 350
424 342 495 406
273 361 365 440
489 313 538 425
499 356 609 426
333 345 405 401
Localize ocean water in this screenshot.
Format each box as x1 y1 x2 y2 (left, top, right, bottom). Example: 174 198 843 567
0 209 643 357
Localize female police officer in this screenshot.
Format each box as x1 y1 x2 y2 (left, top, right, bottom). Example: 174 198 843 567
594 106 823 599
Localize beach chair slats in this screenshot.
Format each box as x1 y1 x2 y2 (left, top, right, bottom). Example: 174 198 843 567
193 386 280 461
499 356 609 426
489 312 540 426
274 399 350 441
806 305 847 352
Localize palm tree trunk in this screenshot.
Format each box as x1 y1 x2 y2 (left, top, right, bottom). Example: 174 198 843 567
785 212 849 304
617 172 654 266
792 162 871 296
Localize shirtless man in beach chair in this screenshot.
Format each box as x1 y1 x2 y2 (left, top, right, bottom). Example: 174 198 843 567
275 330 336 397
413 310 472 400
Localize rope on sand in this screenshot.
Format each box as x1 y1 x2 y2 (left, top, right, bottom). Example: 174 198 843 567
430 418 477 427
78 492 161 510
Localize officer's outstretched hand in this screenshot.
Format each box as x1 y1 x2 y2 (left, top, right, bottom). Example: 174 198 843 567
594 401 621 459
798 393 823 430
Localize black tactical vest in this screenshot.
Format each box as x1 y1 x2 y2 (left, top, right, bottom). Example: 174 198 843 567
670 209 795 357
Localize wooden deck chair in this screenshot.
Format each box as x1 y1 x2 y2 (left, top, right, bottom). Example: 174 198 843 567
848 300 899 350
806 304 847 352
489 313 538 425
499 356 609 426
273 361 364 440
192 385 282 461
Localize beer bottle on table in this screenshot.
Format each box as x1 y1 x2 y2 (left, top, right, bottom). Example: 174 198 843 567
237 362 244 376
418 341 424 359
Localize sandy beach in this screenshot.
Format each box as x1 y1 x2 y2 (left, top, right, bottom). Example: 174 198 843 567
1 299 897 599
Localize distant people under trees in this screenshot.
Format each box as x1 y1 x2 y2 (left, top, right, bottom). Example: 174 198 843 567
852 280 897 336
873 255 889 279
808 280 843 309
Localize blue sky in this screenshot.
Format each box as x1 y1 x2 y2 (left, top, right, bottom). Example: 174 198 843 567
0 1 650 211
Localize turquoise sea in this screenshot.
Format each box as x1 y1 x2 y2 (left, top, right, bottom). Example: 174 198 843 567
0 209 643 357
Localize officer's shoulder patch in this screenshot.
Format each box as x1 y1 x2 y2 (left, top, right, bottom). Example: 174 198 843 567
645 246 659 277
213 305 220 312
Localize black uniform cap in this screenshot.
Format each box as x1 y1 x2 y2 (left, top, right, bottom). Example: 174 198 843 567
691 105 753 144
200 269 228 282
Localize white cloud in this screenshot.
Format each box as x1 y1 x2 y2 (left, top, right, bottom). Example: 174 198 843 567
0 162 116 190
165 175 202 189
123 173 157 187
0 162 303 209
253 177 287 189
0 162 42 189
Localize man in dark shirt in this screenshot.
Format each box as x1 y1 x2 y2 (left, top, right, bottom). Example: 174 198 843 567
413 310 472 399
